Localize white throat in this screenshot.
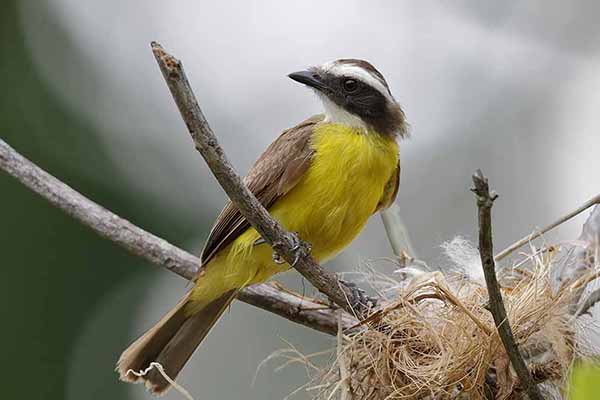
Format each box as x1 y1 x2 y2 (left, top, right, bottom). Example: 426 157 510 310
318 94 369 131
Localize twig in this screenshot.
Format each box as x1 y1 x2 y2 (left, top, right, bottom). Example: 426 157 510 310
510 245 557 270
380 204 417 258
471 169 544 400
495 193 600 262
0 138 357 335
150 42 366 315
240 283 359 334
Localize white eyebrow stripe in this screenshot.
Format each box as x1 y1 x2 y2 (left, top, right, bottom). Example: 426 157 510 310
322 63 392 100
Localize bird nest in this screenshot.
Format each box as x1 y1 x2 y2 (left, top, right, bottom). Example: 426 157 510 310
276 241 599 400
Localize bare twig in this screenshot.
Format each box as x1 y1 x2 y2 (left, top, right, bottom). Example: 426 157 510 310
495 193 600 262
471 169 544 400
150 42 367 315
380 204 417 258
240 283 358 334
0 138 357 335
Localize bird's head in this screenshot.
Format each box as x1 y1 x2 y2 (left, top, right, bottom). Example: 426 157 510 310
288 59 407 137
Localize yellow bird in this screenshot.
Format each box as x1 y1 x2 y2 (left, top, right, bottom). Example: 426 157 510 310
117 59 408 394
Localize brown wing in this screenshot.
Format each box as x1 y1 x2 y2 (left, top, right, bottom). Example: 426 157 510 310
200 115 323 265
374 161 400 213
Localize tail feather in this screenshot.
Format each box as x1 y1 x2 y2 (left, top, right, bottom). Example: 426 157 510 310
116 293 191 383
116 289 238 395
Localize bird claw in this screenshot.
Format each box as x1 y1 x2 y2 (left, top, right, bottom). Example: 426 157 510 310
272 232 312 267
272 252 286 264
340 279 379 309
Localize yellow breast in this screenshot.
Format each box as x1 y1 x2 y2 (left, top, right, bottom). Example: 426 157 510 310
268 123 399 261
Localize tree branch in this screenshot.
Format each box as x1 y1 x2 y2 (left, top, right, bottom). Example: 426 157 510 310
150 42 367 315
471 170 544 400
0 138 357 335
380 204 416 258
495 193 600 262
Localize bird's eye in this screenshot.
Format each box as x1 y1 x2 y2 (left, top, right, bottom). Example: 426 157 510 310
343 79 358 92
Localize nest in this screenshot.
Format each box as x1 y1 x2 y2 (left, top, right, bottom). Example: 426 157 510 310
286 241 599 400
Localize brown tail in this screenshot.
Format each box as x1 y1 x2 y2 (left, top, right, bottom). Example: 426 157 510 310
116 289 238 394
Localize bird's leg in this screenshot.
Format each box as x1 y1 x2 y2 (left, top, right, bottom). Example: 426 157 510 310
339 279 379 310
271 232 312 266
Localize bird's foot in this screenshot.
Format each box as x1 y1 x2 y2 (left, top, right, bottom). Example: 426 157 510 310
272 232 312 266
339 279 379 310
272 252 285 264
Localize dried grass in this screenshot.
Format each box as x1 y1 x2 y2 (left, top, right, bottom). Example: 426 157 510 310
278 241 599 400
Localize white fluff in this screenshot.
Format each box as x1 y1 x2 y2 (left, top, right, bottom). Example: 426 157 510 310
440 236 484 282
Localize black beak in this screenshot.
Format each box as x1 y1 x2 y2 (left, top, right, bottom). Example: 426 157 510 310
288 70 326 91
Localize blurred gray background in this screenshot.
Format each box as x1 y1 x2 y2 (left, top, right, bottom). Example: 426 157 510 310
1 1 599 399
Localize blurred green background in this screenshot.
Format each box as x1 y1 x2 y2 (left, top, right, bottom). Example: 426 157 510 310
2 1 600 399
1 2 182 398
570 361 600 400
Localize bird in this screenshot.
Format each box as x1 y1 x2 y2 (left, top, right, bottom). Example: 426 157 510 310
116 58 408 394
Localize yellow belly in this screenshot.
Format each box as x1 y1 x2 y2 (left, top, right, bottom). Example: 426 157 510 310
189 123 399 308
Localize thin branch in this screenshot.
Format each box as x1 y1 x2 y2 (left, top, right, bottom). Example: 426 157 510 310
495 193 600 262
0 139 199 280
380 204 417 258
240 283 359 334
0 138 358 335
150 42 366 315
471 169 544 400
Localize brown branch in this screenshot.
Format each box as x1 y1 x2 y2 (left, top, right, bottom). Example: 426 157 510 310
240 283 358 333
495 193 600 262
150 42 367 315
0 138 358 335
471 170 544 400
